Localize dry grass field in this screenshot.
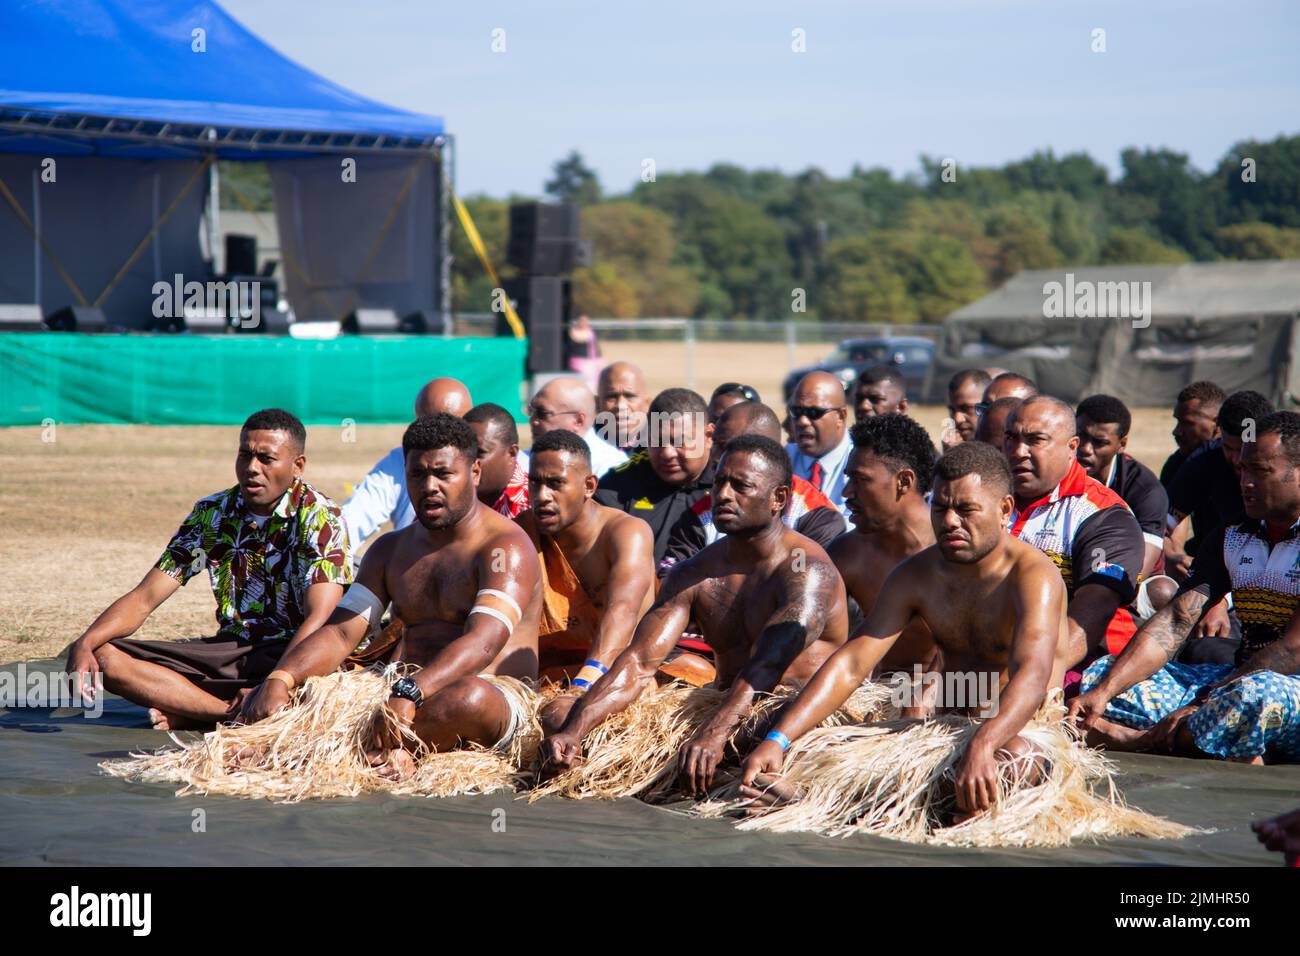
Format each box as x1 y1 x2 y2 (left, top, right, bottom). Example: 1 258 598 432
0 340 1180 664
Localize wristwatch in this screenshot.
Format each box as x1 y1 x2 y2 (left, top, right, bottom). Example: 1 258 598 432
390 676 424 709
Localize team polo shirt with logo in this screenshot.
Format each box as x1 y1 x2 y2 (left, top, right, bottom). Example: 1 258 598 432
1009 458 1145 655
593 452 716 563
1183 518 1300 664
656 474 847 577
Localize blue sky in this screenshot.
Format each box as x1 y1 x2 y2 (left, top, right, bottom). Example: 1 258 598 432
222 0 1300 198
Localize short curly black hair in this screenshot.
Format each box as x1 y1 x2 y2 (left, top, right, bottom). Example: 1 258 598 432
934 440 1013 498
1177 380 1226 407
1076 394 1132 438
531 427 592 472
1257 411 1300 469
402 413 478 462
242 408 306 453
849 414 937 493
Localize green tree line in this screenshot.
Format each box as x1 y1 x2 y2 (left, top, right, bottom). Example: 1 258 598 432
224 134 1300 323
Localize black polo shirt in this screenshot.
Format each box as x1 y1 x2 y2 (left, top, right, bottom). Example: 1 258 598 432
1168 440 1244 556
594 452 716 563
1106 453 1168 554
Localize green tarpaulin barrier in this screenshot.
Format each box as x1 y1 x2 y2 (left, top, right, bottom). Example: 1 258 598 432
0 334 527 425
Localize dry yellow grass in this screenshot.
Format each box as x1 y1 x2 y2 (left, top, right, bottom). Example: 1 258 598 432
0 341 1179 664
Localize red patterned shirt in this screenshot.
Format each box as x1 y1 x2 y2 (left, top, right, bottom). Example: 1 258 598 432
492 459 530 518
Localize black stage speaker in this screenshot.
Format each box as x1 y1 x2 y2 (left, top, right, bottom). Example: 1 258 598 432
499 276 569 374
400 310 445 335
507 203 581 274
225 234 258 276
47 306 108 332
341 308 401 334
0 304 45 332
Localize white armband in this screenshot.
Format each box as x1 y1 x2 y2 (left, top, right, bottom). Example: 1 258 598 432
468 588 523 635
338 582 387 637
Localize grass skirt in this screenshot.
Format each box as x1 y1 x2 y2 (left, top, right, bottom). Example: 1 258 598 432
101 666 541 803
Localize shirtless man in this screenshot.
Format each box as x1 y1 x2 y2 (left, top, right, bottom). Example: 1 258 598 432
828 414 937 673
519 429 656 731
743 440 1071 817
542 435 850 794
239 414 542 771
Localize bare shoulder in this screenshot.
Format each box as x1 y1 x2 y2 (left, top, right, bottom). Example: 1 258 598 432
826 529 865 566
1008 537 1066 596
477 506 538 563
599 505 653 553
782 527 835 569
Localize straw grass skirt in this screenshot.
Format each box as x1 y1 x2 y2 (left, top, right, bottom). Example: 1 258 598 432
700 697 1195 847
530 678 896 803
101 666 542 803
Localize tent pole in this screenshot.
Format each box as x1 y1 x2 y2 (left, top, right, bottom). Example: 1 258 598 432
207 129 220 274
440 135 454 337
31 168 41 309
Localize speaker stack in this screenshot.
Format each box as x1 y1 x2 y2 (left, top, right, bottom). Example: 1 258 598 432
504 202 591 375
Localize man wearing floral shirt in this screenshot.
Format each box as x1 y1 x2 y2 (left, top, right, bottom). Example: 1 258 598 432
67 409 351 730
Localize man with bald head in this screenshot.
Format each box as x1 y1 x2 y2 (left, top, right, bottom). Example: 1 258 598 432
597 361 651 453
786 371 853 518
415 377 473 418
659 401 846 576
1003 395 1146 686
343 377 474 547
523 376 628 480
984 372 1038 405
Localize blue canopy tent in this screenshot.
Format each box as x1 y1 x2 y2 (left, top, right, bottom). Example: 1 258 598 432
0 0 451 327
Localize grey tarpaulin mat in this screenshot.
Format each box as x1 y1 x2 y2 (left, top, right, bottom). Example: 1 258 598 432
2 661 1295 866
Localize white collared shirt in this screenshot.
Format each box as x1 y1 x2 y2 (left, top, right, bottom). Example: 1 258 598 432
786 430 853 518
341 446 414 547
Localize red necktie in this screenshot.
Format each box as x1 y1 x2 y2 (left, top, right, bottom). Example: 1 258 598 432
810 461 823 490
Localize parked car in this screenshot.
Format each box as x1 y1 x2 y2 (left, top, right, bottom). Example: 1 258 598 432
782 336 936 401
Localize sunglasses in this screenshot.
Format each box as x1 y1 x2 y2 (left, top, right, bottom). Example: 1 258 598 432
714 382 760 403
789 405 842 421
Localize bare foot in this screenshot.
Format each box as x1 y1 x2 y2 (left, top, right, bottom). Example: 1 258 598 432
149 708 211 732
1082 716 1152 751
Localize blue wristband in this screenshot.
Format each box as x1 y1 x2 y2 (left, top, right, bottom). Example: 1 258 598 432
765 730 791 752
571 678 592 689
584 659 608 674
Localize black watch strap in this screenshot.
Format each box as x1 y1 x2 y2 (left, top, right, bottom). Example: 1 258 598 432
390 676 424 709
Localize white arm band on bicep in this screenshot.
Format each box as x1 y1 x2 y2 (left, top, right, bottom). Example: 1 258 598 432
338 582 386 637
467 588 523 635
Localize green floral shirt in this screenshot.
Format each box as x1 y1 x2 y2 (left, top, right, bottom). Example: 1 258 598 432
156 478 352 642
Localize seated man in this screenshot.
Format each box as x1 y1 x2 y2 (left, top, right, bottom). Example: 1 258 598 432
1075 394 1174 618
596 361 652 453
852 365 909 421
523 376 628 479
707 382 761 426
983 371 1038 404
742 441 1071 818
786 371 853 518
543 435 850 794
973 396 1021 447
942 368 992 450
239 414 542 773
828 414 937 673
1069 412 1300 764
67 409 350 729
658 401 845 577
342 377 472 546
1160 380 1224 492
517 429 656 728
1003 396 1145 678
465 402 528 518
596 388 715 563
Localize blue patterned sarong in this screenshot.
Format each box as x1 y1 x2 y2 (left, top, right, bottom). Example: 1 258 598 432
1080 656 1300 762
